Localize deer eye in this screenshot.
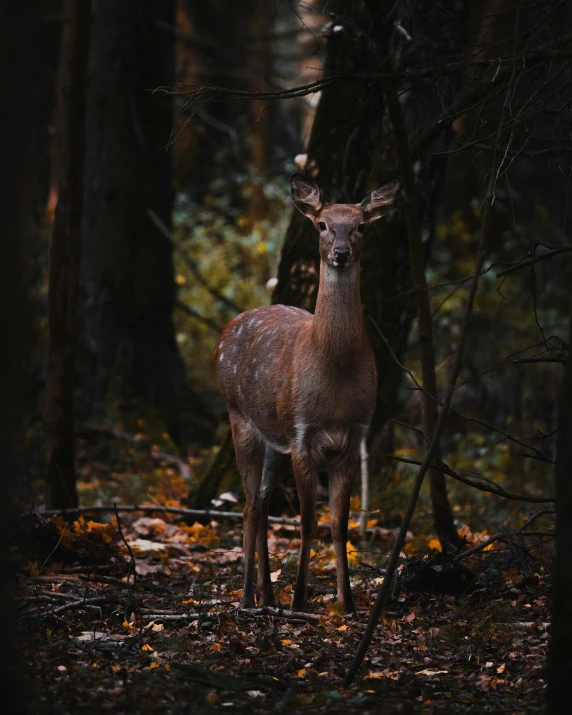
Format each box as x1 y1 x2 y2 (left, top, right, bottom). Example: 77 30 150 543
357 223 365 233
318 221 327 231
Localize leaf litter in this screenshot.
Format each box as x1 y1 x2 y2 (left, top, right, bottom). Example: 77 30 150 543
12 440 552 714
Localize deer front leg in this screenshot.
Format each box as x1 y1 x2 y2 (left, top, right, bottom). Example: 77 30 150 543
256 448 289 606
229 412 265 609
291 450 318 612
329 458 359 614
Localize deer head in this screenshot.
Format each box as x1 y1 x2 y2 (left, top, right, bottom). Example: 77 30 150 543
291 173 400 268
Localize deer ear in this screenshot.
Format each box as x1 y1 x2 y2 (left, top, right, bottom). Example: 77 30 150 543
291 173 323 219
360 179 400 224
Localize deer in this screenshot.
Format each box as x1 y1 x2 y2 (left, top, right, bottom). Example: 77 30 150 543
215 174 399 614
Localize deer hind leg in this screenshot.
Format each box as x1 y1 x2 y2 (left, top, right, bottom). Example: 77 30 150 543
329 455 359 614
229 410 264 609
256 447 289 606
291 450 318 612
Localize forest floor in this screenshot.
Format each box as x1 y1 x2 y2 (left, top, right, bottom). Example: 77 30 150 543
12 432 552 714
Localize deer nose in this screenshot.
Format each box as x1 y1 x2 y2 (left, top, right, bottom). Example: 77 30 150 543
334 247 351 264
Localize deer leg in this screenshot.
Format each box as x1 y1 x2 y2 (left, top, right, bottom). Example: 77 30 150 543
229 411 264 609
329 457 359 614
291 451 317 612
256 448 288 606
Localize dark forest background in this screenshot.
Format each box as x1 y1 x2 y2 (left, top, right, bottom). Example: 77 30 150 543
1 0 572 712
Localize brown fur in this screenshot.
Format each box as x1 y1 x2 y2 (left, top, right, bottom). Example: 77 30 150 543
215 174 398 613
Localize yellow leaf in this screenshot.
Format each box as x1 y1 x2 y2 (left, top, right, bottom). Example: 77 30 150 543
367 519 378 529
497 663 506 673
149 662 159 669
297 668 306 678
428 539 441 552
280 639 292 646
346 541 358 566
337 624 349 632
141 644 153 652
210 643 222 652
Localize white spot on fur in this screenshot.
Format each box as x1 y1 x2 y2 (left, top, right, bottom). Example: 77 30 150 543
233 365 237 374
219 352 224 362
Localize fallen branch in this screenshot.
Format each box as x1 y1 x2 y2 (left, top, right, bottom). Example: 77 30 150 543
23 596 109 620
238 607 323 623
36 504 301 525
139 607 323 624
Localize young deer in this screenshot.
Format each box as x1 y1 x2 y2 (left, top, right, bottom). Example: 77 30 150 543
215 174 399 613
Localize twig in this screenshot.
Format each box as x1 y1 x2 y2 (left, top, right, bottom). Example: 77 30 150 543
114 503 137 591
79 574 136 589
513 357 566 365
496 246 572 278
457 510 555 559
23 596 108 620
85 622 155 652
38 520 68 575
175 300 222 334
147 208 242 315
238 607 323 623
140 612 203 621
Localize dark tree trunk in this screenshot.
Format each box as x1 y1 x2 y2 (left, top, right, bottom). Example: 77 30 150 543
43 0 91 509
0 1 50 706
548 304 572 713
79 0 213 447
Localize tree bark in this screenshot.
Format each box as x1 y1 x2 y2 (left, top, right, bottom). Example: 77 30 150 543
43 0 91 508
383 79 460 549
548 305 572 713
79 0 213 448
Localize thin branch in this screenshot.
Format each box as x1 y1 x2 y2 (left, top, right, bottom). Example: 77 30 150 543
37 504 301 526
496 246 572 278
388 454 555 503
456 509 555 559
147 208 242 315
114 503 137 590
23 596 108 620
513 357 567 364
175 300 223 334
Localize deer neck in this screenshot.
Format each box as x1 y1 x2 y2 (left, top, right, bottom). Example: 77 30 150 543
310 261 365 359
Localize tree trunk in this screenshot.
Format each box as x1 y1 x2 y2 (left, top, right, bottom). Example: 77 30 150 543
79 0 213 448
0 1 52 706
43 0 91 508
548 304 572 712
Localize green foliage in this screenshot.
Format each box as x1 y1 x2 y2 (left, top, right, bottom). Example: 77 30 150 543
172 172 292 396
